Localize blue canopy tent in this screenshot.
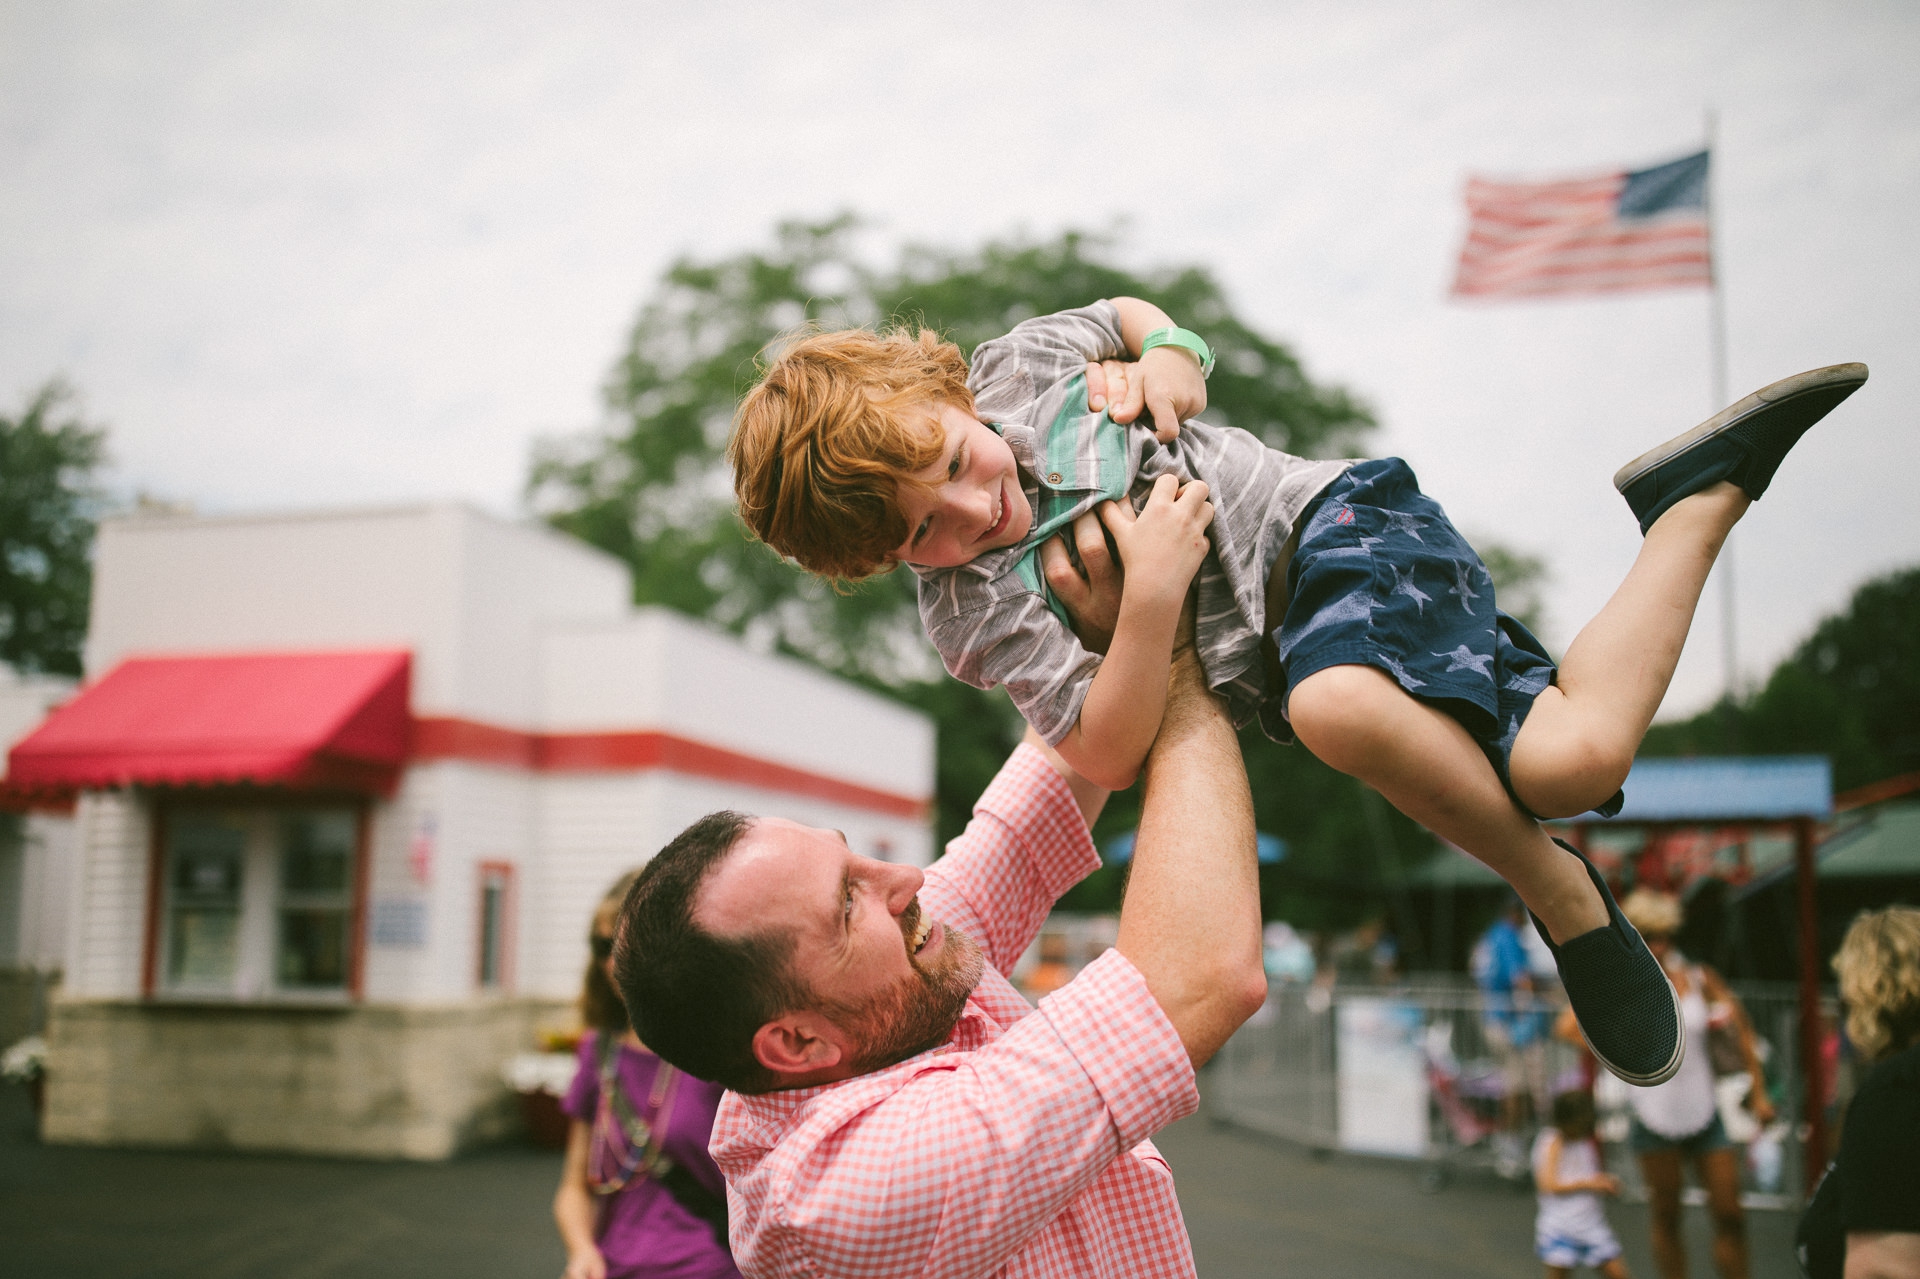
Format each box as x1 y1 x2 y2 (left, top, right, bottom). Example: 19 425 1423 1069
1598 755 1832 823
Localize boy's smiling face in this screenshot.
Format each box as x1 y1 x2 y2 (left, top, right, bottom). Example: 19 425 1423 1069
890 403 1033 568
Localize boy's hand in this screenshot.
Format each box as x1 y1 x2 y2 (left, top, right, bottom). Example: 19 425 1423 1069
1085 347 1208 443
1595 1173 1623 1196
1041 509 1125 655
1099 475 1213 613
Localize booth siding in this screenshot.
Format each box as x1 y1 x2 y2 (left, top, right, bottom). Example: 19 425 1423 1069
4 504 933 1158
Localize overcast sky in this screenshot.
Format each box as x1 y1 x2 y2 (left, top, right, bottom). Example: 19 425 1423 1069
4 0 1915 717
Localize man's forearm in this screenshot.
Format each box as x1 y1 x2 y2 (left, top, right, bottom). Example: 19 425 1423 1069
1112 650 1265 1064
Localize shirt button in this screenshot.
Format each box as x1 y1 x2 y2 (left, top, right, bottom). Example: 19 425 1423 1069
1047 472 1062 484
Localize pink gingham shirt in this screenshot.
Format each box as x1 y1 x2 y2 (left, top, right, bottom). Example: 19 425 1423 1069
709 743 1200 1279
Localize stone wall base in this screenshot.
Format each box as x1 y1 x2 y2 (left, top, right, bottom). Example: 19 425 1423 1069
42 997 574 1160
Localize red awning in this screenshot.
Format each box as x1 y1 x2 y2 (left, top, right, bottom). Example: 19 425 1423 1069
6 651 412 796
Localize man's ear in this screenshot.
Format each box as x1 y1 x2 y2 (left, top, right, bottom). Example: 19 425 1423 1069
751 1010 847 1079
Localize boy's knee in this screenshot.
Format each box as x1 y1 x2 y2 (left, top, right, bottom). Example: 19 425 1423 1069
1510 725 1635 820
1288 665 1400 769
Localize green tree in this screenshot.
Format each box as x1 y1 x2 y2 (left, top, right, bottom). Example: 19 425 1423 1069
1476 540 1549 637
0 382 106 676
1641 565 1920 792
529 217 1373 687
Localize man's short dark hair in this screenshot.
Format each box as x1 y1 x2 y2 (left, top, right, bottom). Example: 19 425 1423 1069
612 810 810 1093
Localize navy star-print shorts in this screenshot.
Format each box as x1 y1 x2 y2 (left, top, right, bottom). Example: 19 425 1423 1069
1273 457 1624 820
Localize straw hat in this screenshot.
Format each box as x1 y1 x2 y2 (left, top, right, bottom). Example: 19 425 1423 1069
1620 888 1683 938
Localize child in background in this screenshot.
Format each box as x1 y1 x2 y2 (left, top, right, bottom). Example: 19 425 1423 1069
1534 1089 1629 1279
729 296 1866 1088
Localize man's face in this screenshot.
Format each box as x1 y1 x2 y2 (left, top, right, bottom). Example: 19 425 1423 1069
695 817 983 1077
889 403 1033 569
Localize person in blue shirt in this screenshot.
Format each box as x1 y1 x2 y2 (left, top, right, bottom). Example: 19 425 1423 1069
1476 897 1552 1176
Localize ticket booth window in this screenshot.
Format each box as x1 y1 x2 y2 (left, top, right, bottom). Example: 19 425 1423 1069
476 862 514 991
156 804 363 999
164 814 247 989
276 811 357 989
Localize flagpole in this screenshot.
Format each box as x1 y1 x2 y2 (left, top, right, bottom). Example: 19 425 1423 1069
1705 107 1737 710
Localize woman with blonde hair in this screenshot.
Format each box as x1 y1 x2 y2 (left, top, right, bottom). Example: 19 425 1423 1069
1798 905 1920 1279
553 871 739 1279
1614 888 1772 1279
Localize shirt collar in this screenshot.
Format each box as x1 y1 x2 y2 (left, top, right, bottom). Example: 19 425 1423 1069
727 1001 997 1125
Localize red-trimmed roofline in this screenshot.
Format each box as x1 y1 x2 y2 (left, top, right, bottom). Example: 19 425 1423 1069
410 717 928 819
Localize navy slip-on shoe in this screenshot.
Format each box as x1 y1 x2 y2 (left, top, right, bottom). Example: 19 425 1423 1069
1531 838 1684 1088
1613 362 1868 535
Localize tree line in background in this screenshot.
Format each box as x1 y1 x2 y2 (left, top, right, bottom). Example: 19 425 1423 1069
1641 566 1920 794
7 219 1914 932
530 216 1920 928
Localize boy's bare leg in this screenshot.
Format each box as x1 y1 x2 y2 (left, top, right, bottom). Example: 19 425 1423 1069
1515 362 1869 816
1508 482 1748 819
1599 1258 1632 1279
1287 664 1605 943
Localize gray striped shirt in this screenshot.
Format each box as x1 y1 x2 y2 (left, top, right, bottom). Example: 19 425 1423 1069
915 301 1356 744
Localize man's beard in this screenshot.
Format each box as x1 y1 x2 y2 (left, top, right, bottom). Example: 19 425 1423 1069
824 900 984 1076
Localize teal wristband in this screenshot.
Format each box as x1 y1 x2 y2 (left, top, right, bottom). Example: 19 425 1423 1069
1139 326 1214 378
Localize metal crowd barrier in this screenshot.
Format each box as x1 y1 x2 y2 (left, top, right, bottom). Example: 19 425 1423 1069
1208 980 1820 1207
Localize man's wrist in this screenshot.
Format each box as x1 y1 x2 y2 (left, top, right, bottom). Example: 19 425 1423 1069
1159 643 1215 724
1117 583 1187 629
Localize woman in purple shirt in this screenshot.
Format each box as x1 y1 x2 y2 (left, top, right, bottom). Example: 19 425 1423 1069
554 872 741 1279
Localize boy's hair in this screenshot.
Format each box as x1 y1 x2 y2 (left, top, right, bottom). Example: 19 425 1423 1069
1551 1088 1597 1137
729 327 975 580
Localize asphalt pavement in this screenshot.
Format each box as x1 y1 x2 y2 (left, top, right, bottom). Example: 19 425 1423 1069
1156 1113 1801 1278
2 1082 1802 1277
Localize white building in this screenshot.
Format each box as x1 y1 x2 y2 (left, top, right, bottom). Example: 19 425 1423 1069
5 504 932 1158
0 667 79 1048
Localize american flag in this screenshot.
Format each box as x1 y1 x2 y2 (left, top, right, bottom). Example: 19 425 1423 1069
1450 150 1711 299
